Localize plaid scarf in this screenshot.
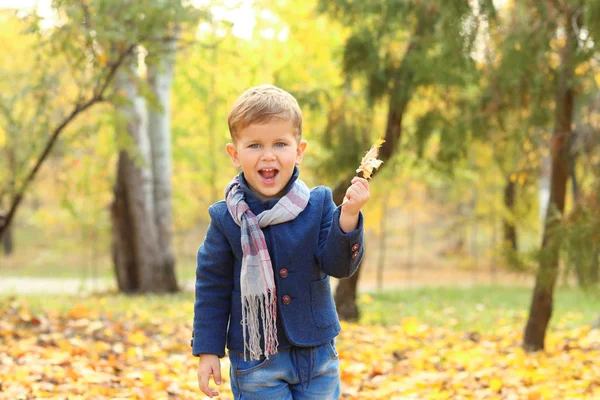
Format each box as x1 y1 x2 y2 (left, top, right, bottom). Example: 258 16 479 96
225 175 310 361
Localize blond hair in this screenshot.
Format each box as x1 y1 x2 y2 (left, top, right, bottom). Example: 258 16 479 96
228 84 303 141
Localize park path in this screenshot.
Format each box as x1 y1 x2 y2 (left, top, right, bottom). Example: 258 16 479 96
0 277 197 294
0 277 420 294
2 263 521 294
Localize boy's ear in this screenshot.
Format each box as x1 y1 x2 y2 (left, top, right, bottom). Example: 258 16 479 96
295 140 308 165
226 143 241 168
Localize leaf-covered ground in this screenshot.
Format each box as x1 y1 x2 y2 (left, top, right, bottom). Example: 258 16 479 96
1 296 599 399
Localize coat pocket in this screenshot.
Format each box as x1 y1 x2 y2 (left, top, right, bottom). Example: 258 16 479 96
310 276 337 328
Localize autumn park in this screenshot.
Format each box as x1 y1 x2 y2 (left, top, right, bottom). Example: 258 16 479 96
1 0 600 399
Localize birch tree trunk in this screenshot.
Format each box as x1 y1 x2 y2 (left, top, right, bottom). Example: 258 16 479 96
111 58 177 293
147 31 178 291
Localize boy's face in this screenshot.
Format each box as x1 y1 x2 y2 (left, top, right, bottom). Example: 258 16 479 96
226 119 307 201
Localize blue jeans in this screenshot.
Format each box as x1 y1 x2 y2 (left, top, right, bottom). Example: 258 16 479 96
228 340 340 400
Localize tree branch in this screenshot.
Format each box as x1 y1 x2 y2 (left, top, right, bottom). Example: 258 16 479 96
94 43 137 98
0 44 136 240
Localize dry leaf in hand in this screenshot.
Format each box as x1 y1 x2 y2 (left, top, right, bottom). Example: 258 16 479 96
342 139 385 206
356 139 385 179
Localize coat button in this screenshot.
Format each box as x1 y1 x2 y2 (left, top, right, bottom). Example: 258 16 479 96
351 243 359 252
279 268 288 278
282 295 291 305
352 251 359 260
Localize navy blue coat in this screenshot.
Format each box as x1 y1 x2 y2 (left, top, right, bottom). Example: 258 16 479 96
191 168 364 357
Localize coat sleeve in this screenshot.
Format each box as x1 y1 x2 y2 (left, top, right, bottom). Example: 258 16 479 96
315 186 364 278
191 204 234 357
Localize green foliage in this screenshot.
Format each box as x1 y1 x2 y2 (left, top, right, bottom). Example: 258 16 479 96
584 1 600 47
318 0 488 176
311 89 375 182
501 246 540 274
413 109 443 158
559 191 600 287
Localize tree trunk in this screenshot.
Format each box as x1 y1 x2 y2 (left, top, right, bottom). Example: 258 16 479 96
333 79 411 320
503 176 517 250
332 92 405 320
2 146 16 256
333 27 419 320
111 153 138 291
2 223 13 256
332 175 363 321
147 30 178 292
334 257 363 322
523 13 577 352
111 62 176 293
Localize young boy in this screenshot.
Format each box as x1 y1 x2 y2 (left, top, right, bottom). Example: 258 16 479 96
192 84 369 399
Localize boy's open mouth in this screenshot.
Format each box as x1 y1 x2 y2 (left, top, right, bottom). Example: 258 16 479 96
258 168 279 184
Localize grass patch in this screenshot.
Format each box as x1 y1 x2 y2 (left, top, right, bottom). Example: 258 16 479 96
358 285 600 331
9 291 195 325
5 285 599 333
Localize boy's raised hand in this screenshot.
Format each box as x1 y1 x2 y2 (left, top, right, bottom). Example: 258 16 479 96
342 177 370 215
198 354 221 398
339 177 370 233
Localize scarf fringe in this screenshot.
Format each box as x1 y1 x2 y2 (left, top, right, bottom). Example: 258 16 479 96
242 290 279 361
226 175 309 362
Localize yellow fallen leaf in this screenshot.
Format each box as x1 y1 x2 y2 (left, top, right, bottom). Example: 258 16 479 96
128 331 147 346
141 370 155 385
68 305 89 319
489 378 503 392
527 391 542 400
359 294 373 304
401 316 420 336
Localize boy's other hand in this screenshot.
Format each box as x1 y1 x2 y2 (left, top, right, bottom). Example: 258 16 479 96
198 354 221 398
342 177 370 215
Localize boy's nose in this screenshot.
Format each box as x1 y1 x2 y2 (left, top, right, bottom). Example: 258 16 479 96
261 150 276 160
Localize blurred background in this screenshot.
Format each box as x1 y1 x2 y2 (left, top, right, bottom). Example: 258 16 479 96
1 0 598 299
1 1 599 398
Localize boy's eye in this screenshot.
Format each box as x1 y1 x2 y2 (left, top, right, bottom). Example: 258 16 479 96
248 144 260 149
275 142 287 147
